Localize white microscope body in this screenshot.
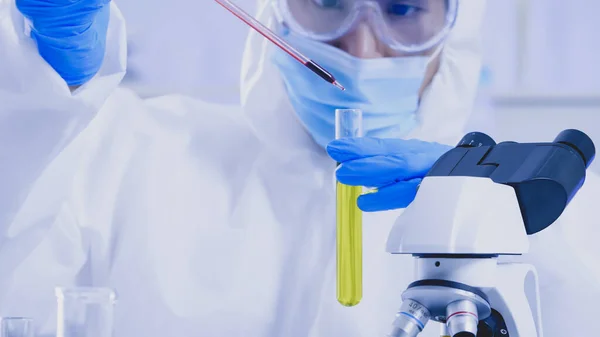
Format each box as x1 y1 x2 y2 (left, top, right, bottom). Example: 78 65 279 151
385 130 596 337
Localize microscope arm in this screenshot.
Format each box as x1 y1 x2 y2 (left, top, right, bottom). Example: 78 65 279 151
478 263 543 337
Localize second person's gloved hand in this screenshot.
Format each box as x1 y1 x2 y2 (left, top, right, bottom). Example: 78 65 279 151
16 0 111 86
327 137 452 212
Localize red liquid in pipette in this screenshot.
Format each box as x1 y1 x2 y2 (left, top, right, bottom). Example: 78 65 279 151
215 0 345 91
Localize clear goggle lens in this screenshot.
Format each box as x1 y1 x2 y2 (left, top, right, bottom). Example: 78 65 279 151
273 0 459 53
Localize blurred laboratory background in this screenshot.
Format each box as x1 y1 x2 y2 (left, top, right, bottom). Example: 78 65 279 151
481 0 600 174
115 0 600 170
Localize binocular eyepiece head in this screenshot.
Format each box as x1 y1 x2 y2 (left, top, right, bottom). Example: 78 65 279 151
456 129 596 169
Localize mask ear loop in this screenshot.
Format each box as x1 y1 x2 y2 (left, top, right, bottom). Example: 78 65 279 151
270 0 291 35
426 42 445 67
414 42 445 106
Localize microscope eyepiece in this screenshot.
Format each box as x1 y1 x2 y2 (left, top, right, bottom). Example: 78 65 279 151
456 132 496 148
553 129 596 168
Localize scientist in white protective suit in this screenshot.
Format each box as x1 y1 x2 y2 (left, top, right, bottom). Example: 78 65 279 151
1 0 600 336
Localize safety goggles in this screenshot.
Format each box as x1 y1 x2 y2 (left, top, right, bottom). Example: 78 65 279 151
272 0 459 54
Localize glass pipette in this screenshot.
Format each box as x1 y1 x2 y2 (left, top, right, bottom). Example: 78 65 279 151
214 0 345 91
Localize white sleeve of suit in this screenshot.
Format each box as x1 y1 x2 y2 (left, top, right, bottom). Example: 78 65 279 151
0 0 127 334
0 0 126 232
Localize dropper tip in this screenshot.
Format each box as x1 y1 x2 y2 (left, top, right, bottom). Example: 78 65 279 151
333 81 345 91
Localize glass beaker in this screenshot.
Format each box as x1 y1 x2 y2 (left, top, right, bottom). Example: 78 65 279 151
0 317 34 337
335 109 364 307
55 287 116 337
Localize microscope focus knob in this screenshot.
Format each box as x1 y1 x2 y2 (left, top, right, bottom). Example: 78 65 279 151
456 132 496 148
553 129 596 168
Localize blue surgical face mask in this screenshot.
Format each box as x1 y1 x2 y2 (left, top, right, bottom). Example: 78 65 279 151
272 32 436 149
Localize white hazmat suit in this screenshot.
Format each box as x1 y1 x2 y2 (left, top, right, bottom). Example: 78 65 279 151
0 0 599 336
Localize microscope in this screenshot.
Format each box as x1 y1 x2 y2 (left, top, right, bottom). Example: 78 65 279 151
385 129 596 337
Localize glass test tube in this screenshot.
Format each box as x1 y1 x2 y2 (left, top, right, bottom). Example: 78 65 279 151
0 317 34 337
335 109 364 307
55 287 117 337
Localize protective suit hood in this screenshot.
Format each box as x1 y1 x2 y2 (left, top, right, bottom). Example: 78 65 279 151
240 0 487 150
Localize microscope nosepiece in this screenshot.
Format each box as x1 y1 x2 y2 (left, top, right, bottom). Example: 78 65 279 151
446 300 478 337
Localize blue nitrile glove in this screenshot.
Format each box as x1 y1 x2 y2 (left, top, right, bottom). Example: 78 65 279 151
327 137 452 212
16 0 111 86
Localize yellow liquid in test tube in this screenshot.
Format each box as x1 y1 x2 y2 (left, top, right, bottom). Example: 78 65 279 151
335 108 364 307
336 181 363 306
